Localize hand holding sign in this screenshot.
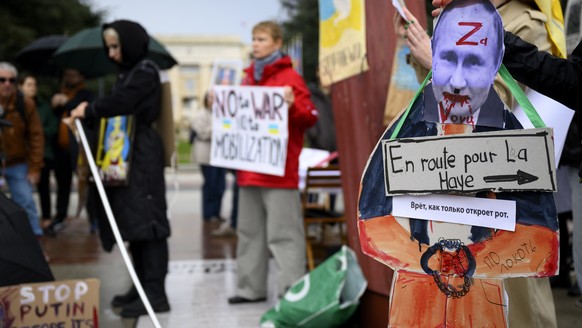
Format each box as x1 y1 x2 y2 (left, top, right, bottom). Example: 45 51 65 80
399 7 432 70
284 86 295 107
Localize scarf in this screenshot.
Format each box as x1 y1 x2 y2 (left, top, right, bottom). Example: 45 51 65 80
253 50 283 82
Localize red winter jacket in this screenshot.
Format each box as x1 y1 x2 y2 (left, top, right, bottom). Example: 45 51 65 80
237 55 318 189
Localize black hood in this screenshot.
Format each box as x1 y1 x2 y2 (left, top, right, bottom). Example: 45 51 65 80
102 20 149 69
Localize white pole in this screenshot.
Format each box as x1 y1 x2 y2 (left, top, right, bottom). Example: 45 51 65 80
74 119 162 328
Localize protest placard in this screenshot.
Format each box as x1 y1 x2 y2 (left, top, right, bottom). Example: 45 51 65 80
382 128 556 195
0 278 99 328
210 85 288 176
209 59 243 87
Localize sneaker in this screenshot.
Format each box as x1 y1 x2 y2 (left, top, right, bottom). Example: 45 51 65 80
44 220 65 236
52 221 66 232
212 224 236 237
208 216 226 223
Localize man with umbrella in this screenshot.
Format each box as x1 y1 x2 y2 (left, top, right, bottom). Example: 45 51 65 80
0 62 44 240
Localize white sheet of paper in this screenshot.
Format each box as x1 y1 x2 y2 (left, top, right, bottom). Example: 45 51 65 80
298 148 331 190
514 89 575 164
392 0 407 19
392 194 516 231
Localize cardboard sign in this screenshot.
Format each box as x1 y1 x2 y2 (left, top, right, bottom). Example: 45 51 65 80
209 59 243 87
0 279 99 328
210 85 289 176
392 194 517 231
382 128 556 194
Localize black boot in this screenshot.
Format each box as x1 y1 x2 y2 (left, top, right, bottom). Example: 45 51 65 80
120 296 170 318
119 239 170 317
111 286 139 307
112 243 146 308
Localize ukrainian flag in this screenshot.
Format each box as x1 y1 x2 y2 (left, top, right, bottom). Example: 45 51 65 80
535 0 567 58
223 119 232 129
268 124 279 135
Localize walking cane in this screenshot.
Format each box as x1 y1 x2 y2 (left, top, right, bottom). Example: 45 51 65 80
73 119 162 328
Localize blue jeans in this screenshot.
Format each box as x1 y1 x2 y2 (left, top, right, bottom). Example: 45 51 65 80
5 163 43 236
200 165 226 219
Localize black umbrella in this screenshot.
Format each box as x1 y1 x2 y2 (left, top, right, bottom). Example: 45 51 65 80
15 35 69 76
0 194 54 287
53 26 178 78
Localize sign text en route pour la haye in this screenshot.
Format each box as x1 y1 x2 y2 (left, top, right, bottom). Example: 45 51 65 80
382 128 556 195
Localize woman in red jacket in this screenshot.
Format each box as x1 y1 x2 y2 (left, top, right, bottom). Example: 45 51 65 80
227 21 318 304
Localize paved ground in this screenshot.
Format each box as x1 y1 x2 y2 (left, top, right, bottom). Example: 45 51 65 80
41 168 582 327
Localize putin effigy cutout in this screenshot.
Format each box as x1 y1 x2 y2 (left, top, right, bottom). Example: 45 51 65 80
357 0 559 327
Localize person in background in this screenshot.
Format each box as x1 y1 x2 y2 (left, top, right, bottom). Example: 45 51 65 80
45 68 94 235
211 169 239 237
68 19 171 317
498 24 582 310
0 62 44 239
306 67 336 154
18 74 57 229
220 20 318 304
553 123 581 291
213 175 239 237
191 92 227 224
305 67 339 213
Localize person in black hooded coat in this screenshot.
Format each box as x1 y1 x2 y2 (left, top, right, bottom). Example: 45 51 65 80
69 19 170 318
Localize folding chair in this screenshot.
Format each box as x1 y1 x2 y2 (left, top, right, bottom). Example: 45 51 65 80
301 164 346 270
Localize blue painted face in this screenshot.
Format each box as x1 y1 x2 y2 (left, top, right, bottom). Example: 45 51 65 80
431 1 502 125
